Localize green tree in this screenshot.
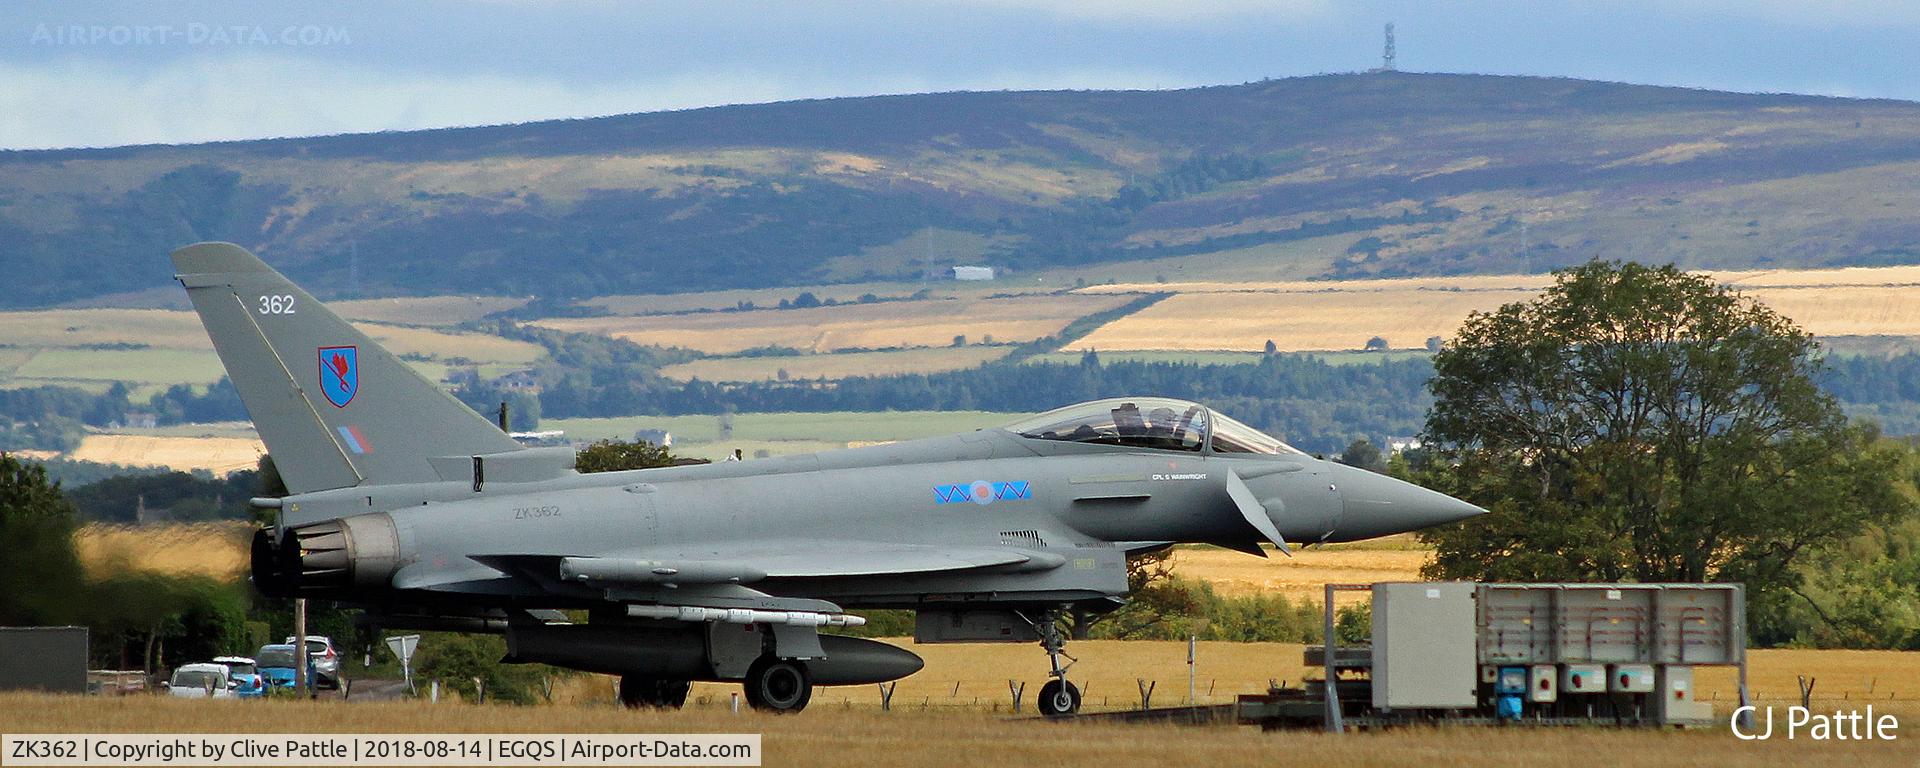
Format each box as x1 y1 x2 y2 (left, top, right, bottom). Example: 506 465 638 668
0 454 86 625
572 439 694 473
1419 262 1912 616
1338 438 1385 473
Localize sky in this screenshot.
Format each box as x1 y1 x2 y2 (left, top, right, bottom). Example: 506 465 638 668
2 0 1918 150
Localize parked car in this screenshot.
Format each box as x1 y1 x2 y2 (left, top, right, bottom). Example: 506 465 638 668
284 635 341 689
213 655 265 698
165 663 235 699
254 644 316 691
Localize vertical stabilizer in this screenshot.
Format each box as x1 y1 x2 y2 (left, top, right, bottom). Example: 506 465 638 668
172 242 521 493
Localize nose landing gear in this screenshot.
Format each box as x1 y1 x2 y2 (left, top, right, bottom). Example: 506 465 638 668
1029 607 1081 717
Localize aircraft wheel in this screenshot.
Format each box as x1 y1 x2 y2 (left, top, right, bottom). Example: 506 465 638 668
1038 679 1081 717
742 657 811 713
620 676 691 709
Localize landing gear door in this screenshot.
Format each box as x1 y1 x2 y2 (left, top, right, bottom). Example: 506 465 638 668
706 622 761 679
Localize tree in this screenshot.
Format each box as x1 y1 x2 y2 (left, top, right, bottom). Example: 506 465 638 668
1425 336 1444 352
573 439 686 473
1264 339 1278 355
1364 336 1389 351
1337 438 1385 473
0 454 86 625
1075 548 1199 638
1419 261 1912 615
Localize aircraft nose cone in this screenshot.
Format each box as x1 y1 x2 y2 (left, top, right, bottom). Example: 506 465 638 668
1330 463 1485 539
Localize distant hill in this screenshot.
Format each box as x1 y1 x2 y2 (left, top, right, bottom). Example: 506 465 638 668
6 72 1920 308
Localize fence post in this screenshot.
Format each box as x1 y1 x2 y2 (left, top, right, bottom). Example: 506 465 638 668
1137 679 1155 711
878 682 896 711
1008 680 1025 714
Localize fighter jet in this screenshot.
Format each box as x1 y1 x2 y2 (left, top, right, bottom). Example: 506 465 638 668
173 242 1483 716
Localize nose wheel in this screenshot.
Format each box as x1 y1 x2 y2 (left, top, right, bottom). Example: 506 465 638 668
1029 607 1080 717
1038 678 1081 717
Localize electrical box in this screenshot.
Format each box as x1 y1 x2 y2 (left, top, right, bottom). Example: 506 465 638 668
1609 663 1655 693
914 610 1033 644
1654 666 1714 725
1495 666 1527 695
1372 582 1478 711
1528 664 1558 702
1562 663 1606 694
0 627 87 693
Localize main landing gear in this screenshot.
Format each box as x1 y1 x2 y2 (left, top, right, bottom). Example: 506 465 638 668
1031 608 1081 717
742 656 812 713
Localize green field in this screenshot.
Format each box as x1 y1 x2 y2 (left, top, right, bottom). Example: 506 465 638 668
10 348 226 385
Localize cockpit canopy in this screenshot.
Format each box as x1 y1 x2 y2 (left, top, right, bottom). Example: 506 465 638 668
1001 397 1304 456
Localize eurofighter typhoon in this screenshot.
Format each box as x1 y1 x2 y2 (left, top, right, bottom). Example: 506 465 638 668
174 242 1484 715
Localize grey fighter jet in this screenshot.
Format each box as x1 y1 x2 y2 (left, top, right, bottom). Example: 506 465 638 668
173 242 1483 716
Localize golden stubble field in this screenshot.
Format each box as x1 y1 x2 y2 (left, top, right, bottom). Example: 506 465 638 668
63 434 267 475
1072 265 1920 352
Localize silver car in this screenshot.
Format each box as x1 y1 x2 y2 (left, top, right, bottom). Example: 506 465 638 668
166 663 235 699
283 636 341 689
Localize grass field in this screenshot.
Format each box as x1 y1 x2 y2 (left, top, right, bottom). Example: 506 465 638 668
659 347 1010 382
530 295 1130 355
545 410 1023 446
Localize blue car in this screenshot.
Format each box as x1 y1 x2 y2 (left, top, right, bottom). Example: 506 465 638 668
254 644 317 691
213 655 265 699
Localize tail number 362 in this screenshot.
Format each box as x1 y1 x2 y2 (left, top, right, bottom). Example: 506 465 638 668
257 294 296 314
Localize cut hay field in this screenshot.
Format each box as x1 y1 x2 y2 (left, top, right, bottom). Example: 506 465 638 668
63 434 265 474
659 346 1009 382
530 294 1130 355
1072 265 1920 353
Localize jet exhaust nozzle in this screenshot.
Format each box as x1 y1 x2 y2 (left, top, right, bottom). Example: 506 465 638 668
251 514 401 597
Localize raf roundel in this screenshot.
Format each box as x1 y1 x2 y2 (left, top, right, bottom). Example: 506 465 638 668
969 480 996 505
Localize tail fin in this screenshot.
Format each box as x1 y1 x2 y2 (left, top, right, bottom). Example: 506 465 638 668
173 242 520 493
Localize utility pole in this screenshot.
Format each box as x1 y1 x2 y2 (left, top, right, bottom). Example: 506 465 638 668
294 598 311 698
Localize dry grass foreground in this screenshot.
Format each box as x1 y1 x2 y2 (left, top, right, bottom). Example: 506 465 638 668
530 295 1130 355
1073 265 1920 352
2 689 1915 768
